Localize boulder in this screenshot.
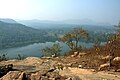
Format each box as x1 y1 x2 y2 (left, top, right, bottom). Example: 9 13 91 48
78 65 83 68
101 56 111 61
18 72 29 80
47 72 60 79
112 57 120 65
98 63 110 71
112 57 120 71
74 52 79 56
30 72 41 80
78 52 87 56
23 57 43 65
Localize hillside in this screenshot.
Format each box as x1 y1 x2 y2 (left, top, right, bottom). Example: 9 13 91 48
0 21 48 49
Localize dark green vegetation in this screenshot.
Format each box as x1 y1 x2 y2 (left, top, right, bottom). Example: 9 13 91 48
0 21 57 49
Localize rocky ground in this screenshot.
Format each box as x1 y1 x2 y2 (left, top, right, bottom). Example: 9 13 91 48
0 52 120 80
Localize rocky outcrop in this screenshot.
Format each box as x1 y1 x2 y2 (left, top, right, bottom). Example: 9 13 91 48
23 57 43 65
0 64 14 78
0 57 66 78
0 71 24 80
0 56 120 80
0 70 65 80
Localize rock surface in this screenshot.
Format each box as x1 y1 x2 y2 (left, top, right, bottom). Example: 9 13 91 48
0 71 22 80
0 57 120 80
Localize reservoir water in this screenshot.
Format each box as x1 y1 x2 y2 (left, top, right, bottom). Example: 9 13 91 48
0 41 95 58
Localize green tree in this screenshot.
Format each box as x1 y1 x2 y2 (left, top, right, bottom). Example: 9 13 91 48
60 27 88 51
41 43 62 57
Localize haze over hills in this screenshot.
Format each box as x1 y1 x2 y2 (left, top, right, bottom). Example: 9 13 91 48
0 18 115 33
0 18 114 29
17 19 115 31
0 18 115 32
0 18 17 23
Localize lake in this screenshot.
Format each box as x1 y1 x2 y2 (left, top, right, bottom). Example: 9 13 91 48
0 41 96 58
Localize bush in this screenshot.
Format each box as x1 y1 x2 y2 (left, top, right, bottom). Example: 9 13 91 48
16 54 26 60
41 43 62 57
0 53 8 61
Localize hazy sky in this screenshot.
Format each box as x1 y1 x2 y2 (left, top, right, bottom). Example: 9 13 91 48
0 0 120 24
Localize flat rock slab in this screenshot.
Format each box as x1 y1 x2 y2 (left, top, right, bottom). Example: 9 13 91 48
13 65 36 72
59 67 120 80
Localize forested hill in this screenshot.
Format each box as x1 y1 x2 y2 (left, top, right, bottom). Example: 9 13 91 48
0 21 56 49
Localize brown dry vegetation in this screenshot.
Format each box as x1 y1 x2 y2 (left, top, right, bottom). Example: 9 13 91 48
52 43 120 71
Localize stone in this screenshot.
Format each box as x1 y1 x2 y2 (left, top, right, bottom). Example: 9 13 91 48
30 72 41 80
41 76 48 80
101 56 111 61
98 63 110 71
23 57 43 65
47 72 60 78
112 57 120 64
0 71 21 80
78 65 83 68
18 72 28 80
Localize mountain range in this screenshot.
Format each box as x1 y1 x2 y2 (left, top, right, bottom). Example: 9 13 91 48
16 19 115 32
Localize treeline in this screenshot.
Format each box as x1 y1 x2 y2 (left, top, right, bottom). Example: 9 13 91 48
43 27 112 43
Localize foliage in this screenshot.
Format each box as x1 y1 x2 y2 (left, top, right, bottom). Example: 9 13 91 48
60 27 88 51
16 54 26 60
0 53 8 61
41 43 62 57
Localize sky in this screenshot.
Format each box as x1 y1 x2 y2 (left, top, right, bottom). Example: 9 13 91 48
0 0 120 24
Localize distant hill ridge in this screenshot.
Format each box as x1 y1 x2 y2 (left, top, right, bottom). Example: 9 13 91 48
0 18 17 23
